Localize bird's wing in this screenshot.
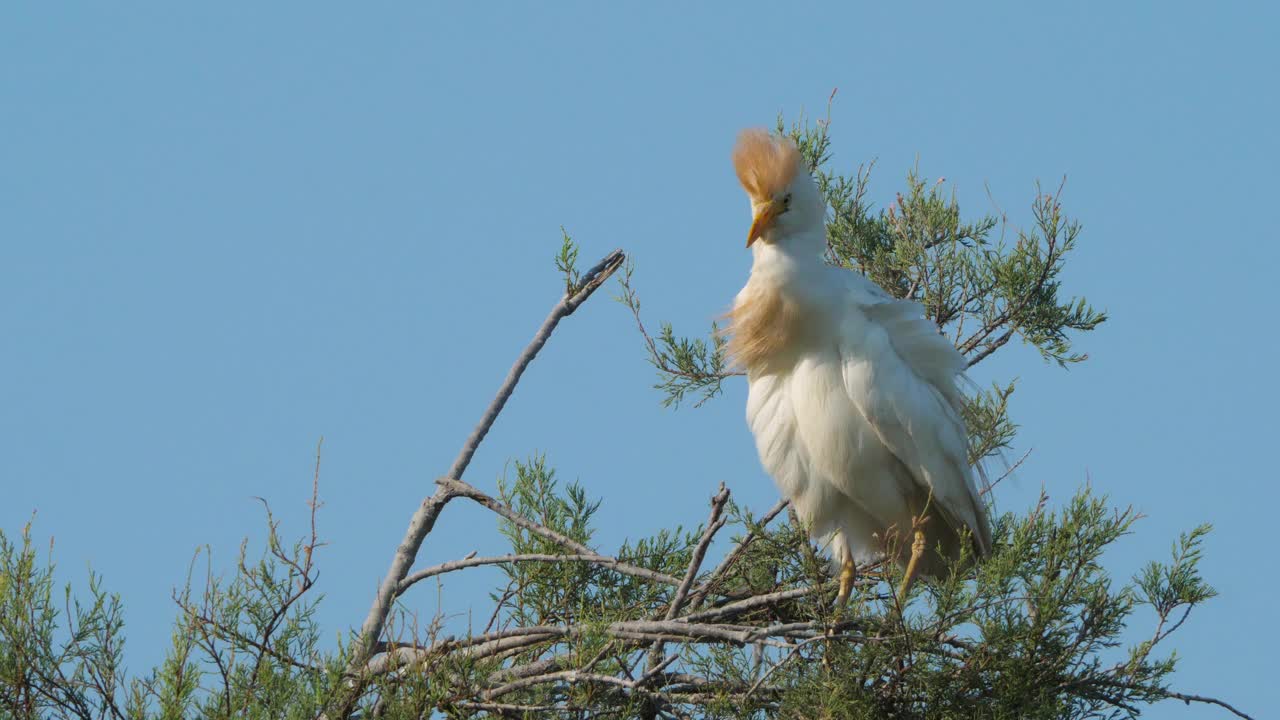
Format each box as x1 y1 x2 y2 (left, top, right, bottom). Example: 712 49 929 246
839 279 992 555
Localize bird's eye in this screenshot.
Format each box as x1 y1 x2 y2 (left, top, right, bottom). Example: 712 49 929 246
782 194 792 211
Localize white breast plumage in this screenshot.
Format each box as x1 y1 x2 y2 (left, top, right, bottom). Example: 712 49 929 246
727 128 991 601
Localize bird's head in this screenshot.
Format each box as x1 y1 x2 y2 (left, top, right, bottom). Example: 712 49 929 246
732 129 824 249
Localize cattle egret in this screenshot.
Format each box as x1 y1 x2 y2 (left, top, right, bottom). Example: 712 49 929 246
728 129 992 603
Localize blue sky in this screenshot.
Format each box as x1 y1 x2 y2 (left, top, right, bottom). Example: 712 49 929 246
2 3 1276 717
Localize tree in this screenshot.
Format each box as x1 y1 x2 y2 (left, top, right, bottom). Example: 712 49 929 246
0 115 1253 720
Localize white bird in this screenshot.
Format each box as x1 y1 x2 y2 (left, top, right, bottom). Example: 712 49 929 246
727 129 992 602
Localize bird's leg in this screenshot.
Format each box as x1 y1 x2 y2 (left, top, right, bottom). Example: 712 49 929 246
836 556 857 606
896 514 929 602
826 555 857 663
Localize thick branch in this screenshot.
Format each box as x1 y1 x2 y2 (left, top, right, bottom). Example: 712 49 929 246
363 617 833 676
342 249 626 692
684 585 833 623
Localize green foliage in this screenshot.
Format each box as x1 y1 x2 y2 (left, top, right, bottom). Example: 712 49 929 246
162 504 333 720
0 522 133 720
0 507 351 720
1 477 1234 719
616 260 731 408
963 380 1019 465
555 228 582 296
0 480 1237 719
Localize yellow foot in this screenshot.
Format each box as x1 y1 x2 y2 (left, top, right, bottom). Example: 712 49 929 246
835 557 856 606
826 556 856 663
896 515 930 603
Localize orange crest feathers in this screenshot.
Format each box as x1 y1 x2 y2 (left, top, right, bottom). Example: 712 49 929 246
732 129 802 202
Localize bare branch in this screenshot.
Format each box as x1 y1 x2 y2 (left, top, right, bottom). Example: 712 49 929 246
436 479 593 555
438 477 683 587
451 249 625 480
397 552 679 596
485 669 635 700
689 498 789 609
666 484 730 620
965 327 1016 368
644 485 731 697
363 617 835 677
982 447 1032 497
637 652 681 688
685 585 834 623
455 701 583 714
341 249 626 702
1162 692 1256 720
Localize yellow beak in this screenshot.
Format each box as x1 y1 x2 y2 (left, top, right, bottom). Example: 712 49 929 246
747 199 782 247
